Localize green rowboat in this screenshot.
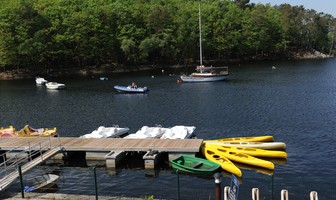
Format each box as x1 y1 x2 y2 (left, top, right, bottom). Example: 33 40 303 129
170 155 221 174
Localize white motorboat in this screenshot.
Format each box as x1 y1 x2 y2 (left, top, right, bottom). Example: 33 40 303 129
35 77 48 85
46 82 65 90
80 126 130 138
125 125 196 139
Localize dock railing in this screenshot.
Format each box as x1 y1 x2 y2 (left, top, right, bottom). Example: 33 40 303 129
0 134 62 178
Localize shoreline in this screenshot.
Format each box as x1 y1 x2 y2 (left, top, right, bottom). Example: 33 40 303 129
0 51 334 81
1 192 147 200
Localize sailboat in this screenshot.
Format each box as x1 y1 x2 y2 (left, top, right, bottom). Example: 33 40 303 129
180 4 229 83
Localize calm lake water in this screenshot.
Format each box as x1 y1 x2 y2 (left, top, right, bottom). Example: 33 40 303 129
1 59 336 199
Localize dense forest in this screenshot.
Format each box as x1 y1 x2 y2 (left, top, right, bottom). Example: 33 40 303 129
0 0 335 72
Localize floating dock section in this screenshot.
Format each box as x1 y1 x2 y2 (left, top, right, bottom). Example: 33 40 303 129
0 137 203 170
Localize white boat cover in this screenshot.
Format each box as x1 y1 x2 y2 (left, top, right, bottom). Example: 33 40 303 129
125 125 196 139
80 126 129 138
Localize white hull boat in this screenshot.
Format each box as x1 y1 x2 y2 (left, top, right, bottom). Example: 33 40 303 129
180 72 228 82
179 4 228 83
125 125 196 139
80 126 130 138
46 82 65 90
35 77 48 85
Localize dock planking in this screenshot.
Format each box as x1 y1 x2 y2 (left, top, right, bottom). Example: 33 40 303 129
0 137 203 153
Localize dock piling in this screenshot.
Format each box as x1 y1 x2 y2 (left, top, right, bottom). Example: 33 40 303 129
105 151 126 169
143 150 160 169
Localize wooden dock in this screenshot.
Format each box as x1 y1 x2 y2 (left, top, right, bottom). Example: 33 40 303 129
0 137 203 152
0 137 203 190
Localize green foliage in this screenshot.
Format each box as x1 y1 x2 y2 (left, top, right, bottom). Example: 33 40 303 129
0 0 335 69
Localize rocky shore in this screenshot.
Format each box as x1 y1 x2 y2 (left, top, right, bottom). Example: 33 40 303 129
0 50 333 81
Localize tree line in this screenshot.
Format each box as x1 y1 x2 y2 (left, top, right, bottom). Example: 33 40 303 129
0 0 335 71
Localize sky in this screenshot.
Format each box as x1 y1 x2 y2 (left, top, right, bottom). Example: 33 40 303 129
249 0 336 17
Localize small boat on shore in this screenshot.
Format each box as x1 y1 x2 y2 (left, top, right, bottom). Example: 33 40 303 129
24 174 59 192
46 82 65 90
170 155 220 174
35 77 48 85
80 126 129 138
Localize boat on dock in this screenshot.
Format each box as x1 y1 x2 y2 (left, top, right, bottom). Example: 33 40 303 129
80 126 130 138
15 125 57 137
0 125 15 137
170 155 220 174
124 125 195 139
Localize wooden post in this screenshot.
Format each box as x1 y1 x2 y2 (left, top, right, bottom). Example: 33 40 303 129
252 188 259 200
281 190 288 200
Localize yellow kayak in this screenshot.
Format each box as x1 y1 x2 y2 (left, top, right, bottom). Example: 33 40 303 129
234 162 274 176
204 141 286 150
206 144 287 158
16 125 57 137
207 135 274 143
205 144 275 170
201 144 242 177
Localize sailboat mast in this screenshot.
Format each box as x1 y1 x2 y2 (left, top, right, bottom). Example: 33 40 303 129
199 4 203 67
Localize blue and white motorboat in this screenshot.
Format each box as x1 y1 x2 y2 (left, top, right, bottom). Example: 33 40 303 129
114 85 149 93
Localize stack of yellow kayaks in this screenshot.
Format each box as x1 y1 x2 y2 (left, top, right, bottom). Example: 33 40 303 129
202 135 287 177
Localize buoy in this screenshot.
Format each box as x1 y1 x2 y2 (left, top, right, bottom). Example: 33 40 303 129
151 75 154 78
272 66 276 70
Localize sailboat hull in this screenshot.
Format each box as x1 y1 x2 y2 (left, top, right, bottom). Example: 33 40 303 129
180 75 227 82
